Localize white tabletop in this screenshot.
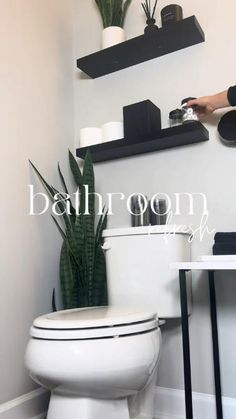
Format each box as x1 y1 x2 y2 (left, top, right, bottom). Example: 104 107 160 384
171 261 236 271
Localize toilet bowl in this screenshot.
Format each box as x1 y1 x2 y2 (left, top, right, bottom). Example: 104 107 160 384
25 306 161 419
26 226 191 418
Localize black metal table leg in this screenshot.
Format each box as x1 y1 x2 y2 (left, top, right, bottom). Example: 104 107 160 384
208 271 223 419
179 270 193 419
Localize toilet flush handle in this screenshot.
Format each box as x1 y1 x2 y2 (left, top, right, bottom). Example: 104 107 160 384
102 242 112 251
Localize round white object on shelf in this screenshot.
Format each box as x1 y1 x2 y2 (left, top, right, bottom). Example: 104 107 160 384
102 121 124 143
102 26 126 49
79 127 102 148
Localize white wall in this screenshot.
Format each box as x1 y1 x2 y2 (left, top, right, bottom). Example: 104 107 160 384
74 0 236 398
0 0 75 404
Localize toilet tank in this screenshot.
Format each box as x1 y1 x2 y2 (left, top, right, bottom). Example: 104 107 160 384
103 226 192 319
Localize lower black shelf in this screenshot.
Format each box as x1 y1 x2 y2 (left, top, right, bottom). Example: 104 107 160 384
76 122 209 163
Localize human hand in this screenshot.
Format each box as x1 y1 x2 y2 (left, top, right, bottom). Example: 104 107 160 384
187 91 230 115
187 96 216 116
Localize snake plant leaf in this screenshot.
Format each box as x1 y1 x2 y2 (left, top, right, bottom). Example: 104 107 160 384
29 160 55 201
104 0 115 27
30 149 108 311
57 164 76 222
82 150 95 216
50 186 73 236
121 0 132 26
52 215 83 278
30 160 73 234
95 0 106 27
92 246 108 306
57 163 69 195
51 215 66 240
73 214 86 271
95 210 108 247
95 0 116 27
52 288 57 312
93 212 108 306
82 150 96 306
112 0 122 25
95 0 132 28
60 240 86 308
68 150 83 187
60 241 77 309
112 0 123 20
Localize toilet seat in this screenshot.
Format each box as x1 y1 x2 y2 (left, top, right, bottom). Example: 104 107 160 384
31 306 159 340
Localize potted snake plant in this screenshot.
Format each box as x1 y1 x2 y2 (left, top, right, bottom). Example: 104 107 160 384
30 150 108 311
95 0 132 49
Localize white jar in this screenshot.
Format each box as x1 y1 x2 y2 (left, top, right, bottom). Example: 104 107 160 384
102 26 126 49
79 127 102 148
102 122 124 143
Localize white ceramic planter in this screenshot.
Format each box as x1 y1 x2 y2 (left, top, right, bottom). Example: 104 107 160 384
79 127 102 148
102 26 126 49
102 122 124 143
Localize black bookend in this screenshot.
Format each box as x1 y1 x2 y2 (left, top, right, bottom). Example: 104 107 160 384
123 100 161 142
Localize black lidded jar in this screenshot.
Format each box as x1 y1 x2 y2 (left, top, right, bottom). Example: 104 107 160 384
161 4 183 27
169 109 183 127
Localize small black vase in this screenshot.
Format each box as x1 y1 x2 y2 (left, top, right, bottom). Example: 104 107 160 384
144 18 159 34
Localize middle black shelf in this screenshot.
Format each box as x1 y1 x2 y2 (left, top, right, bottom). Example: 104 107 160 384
76 122 209 163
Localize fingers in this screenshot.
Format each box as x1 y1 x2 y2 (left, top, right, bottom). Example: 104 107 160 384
187 99 201 107
187 98 210 115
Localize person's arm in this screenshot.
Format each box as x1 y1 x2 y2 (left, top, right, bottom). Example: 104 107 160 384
187 86 236 115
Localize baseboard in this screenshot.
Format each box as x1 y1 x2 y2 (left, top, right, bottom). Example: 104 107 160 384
1 385 235 419
154 386 236 419
0 388 49 419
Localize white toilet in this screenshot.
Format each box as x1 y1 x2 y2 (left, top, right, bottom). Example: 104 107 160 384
25 226 191 419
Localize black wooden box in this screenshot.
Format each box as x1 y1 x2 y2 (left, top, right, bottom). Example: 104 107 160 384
123 100 162 142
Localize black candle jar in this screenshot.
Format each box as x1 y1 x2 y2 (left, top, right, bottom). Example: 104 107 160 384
169 109 183 127
161 4 183 26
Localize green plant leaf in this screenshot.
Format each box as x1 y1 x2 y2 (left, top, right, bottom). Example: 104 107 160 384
95 210 108 247
60 241 87 309
52 288 57 312
121 0 132 26
68 150 83 187
50 186 73 235
58 163 69 195
57 165 76 224
92 246 108 306
81 150 96 306
60 242 77 309
105 0 116 27
95 0 106 27
51 215 66 240
112 0 122 25
30 147 108 311
29 160 55 201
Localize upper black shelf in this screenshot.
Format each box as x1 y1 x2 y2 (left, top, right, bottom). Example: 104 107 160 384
77 16 205 78
76 122 209 163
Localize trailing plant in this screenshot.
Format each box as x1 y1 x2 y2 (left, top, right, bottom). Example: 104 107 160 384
30 150 108 310
95 0 132 28
141 0 158 21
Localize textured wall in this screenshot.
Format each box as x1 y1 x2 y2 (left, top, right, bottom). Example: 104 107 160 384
0 0 75 403
74 0 236 398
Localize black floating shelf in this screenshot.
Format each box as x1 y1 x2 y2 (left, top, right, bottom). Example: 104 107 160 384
77 16 205 78
76 122 209 163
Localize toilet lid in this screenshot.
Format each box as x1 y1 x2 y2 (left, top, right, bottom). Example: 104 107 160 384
31 306 159 340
